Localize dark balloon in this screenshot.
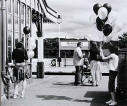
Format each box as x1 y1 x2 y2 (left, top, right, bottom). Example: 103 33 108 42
103 16 108 23
103 3 112 14
103 24 112 36
96 23 103 31
23 26 30 34
32 9 36 14
96 17 105 31
93 3 102 15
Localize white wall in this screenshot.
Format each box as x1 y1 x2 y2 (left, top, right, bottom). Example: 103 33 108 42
44 58 73 67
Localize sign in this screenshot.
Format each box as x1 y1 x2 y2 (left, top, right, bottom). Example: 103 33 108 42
60 39 90 50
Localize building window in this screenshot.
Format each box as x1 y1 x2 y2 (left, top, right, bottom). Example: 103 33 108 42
8 14 13 31
7 0 12 13
34 0 36 9
26 7 31 27
7 0 13 63
20 3 25 40
44 38 59 58
7 32 13 63
60 50 74 58
14 0 19 15
21 3 25 20
14 32 20 44
14 17 19 31
14 0 20 45
44 38 75 58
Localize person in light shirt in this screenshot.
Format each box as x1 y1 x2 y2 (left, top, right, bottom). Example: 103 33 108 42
73 42 84 86
100 45 119 106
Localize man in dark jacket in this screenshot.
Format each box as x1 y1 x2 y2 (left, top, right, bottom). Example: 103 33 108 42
12 42 28 63
12 42 28 98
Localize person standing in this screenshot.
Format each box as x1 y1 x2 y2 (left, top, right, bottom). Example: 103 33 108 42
73 42 84 86
12 42 28 98
100 45 119 106
89 41 102 86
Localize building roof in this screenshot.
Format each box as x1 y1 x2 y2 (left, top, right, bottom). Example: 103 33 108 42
40 0 59 23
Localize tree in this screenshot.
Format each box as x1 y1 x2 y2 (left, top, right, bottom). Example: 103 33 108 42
118 33 127 49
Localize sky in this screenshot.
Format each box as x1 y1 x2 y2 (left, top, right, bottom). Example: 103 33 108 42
43 0 127 41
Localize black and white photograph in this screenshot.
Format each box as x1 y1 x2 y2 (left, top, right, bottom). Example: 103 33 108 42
0 0 127 106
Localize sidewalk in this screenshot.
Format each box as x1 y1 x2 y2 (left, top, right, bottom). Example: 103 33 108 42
44 64 109 74
1 75 127 106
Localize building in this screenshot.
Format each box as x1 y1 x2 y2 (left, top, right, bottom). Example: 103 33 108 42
0 0 59 100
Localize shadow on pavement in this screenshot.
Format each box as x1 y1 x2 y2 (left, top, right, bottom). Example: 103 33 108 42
84 91 109 106
80 84 94 87
84 91 127 106
36 94 92 103
36 91 127 105
53 82 74 86
73 99 92 103
53 82 94 87
36 95 73 101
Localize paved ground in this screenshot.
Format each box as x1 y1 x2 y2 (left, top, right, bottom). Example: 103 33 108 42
1 75 127 106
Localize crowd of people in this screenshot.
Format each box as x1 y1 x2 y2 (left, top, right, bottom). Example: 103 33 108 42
73 41 119 105
10 40 119 105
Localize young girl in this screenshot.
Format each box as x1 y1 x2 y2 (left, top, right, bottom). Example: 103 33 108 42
100 45 119 105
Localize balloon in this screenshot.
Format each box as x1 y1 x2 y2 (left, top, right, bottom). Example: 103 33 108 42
98 7 108 20
103 24 112 36
96 17 105 31
29 43 36 50
23 26 30 34
28 37 36 50
103 3 112 14
27 50 34 58
96 23 103 31
93 3 102 15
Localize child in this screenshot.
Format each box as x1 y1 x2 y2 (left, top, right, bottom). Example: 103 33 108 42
100 45 119 105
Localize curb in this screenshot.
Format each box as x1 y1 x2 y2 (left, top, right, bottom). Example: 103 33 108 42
44 72 109 76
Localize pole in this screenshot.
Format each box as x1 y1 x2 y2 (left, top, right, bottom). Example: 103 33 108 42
57 15 62 67
0 1 2 101
1 0 6 72
58 24 60 57
64 36 66 67
64 50 66 67
58 24 61 67
1 0 7 100
0 1 2 71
